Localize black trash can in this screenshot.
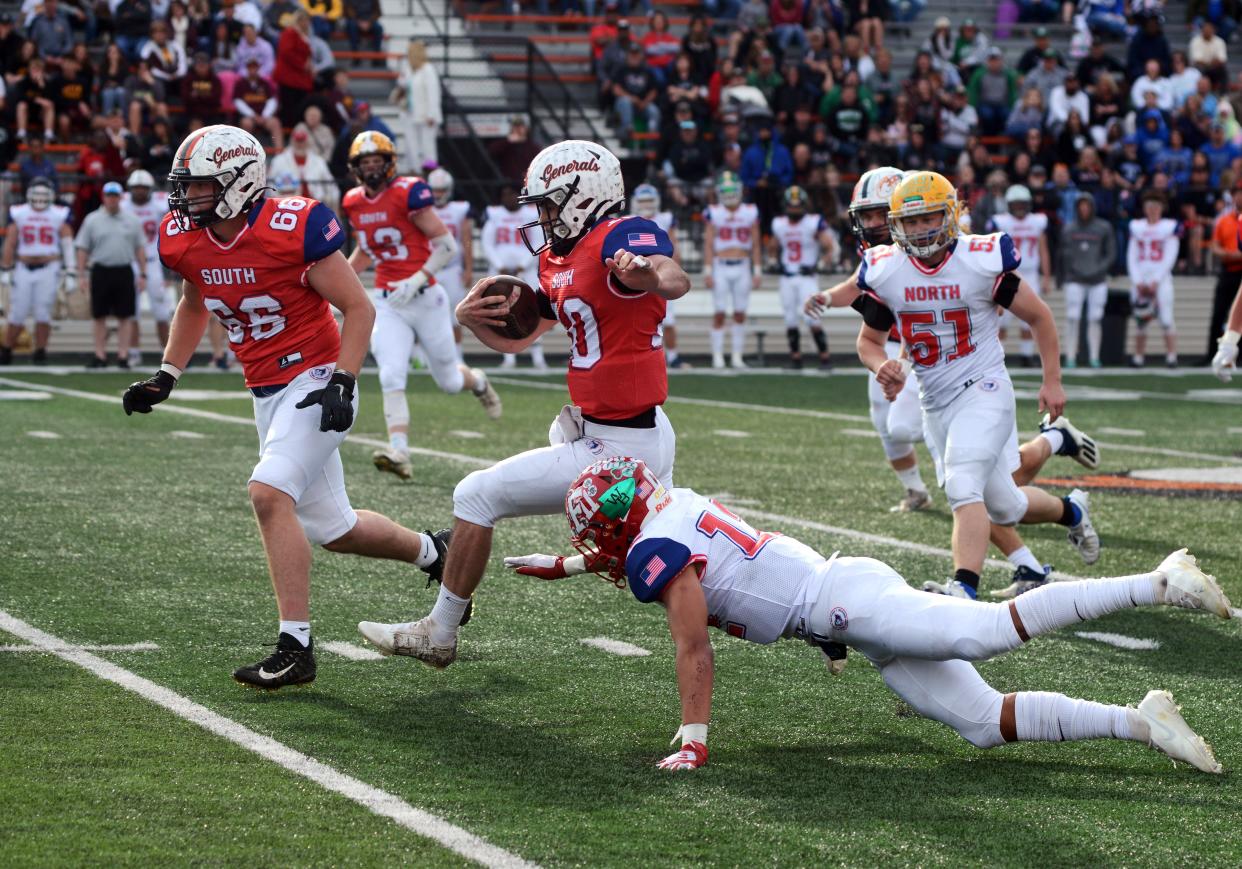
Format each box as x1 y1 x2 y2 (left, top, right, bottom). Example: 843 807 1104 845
1100 289 1131 366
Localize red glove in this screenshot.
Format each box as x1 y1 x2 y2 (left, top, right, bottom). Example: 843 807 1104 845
503 553 583 580
657 741 708 771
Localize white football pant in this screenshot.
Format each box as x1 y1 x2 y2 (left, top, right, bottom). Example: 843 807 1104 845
1131 276 1175 330
133 257 172 322
711 260 752 315
370 285 465 395
867 340 924 461
778 275 819 328
9 262 60 324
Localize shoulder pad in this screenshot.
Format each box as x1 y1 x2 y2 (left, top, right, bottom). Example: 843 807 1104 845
625 537 694 604
597 215 674 264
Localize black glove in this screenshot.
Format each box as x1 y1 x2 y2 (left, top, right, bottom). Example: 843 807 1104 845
122 370 177 415
295 371 356 432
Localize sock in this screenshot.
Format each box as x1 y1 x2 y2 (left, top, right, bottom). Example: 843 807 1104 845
1011 573 1159 640
1166 352 1177 364
731 323 746 357
279 620 311 647
1131 353 1143 365
710 328 725 356
429 585 469 643
1040 429 1066 454
1058 496 1082 527
954 568 980 591
414 532 439 568
1065 318 1079 361
1019 338 1035 357
786 327 800 355
1006 545 1044 573
470 368 489 396
529 343 546 367
390 431 409 454
1014 692 1136 742
894 462 927 493
1087 322 1102 363
502 353 516 365
811 328 828 355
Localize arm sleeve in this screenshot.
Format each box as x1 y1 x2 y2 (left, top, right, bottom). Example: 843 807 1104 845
302 202 346 263
856 293 897 332
624 537 694 604
597 216 675 264
406 179 434 212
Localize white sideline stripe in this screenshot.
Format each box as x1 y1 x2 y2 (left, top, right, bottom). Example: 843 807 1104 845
0 389 51 400
580 637 651 657
0 610 538 869
1229 427 1242 435
320 640 385 661
170 430 207 440
1098 427 1146 437
735 507 1089 582
712 429 751 438
26 430 61 439
840 428 881 439
450 430 486 439
1073 631 1161 651
0 641 158 652
487 377 1242 465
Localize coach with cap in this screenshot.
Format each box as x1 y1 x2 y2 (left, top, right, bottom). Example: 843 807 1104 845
75 181 146 368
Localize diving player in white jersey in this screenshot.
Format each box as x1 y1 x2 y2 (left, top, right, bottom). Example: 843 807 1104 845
0 180 75 364
482 182 546 370
703 172 761 369
989 185 1051 368
507 457 1230 774
1127 190 1181 368
769 185 835 369
428 168 473 362
120 170 172 365
632 184 685 368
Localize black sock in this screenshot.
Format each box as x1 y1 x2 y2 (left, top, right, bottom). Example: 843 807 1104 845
1057 497 1081 527
786 328 800 355
811 328 828 355
954 568 980 590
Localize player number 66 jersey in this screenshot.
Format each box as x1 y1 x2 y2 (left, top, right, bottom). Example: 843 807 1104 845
624 490 826 644
10 203 71 257
704 203 758 251
857 235 1019 410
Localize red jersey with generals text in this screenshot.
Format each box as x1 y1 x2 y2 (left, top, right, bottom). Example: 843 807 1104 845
537 215 674 419
340 176 436 291
159 196 345 387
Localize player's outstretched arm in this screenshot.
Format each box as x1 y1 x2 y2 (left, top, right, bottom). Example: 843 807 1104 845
308 250 375 377
605 250 689 300
657 564 713 771
457 275 557 353
857 321 906 400
1007 278 1066 419
805 267 861 315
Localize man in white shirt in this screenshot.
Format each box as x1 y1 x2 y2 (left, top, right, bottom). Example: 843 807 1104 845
1130 59 1173 111
1047 74 1090 135
1189 21 1228 87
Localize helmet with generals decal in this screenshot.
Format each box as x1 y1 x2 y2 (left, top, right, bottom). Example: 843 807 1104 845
518 140 625 256
167 124 267 231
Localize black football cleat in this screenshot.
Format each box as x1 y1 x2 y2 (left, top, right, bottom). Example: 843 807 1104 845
421 528 473 626
232 633 316 690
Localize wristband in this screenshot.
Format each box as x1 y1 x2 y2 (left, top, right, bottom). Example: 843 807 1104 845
671 723 708 746
1223 330 1241 348
159 361 183 381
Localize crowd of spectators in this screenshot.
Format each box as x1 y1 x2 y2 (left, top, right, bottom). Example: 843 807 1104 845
0 0 387 224
586 0 1242 273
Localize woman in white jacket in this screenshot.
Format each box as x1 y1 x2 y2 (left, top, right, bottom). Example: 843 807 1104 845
392 41 442 173
267 131 339 211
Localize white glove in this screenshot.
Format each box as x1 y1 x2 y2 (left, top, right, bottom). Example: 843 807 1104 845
1212 331 1239 383
0 269 11 288
62 271 78 294
385 271 430 307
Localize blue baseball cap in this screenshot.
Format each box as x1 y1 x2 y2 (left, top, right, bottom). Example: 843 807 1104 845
102 181 124 195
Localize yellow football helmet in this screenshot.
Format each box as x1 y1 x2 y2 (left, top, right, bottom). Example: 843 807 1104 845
888 171 959 259
348 131 398 188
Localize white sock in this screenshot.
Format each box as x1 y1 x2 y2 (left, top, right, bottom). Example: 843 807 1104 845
1064 318 1079 360
414 532 439 568
1040 429 1066 454
894 462 926 492
1014 692 1137 742
1087 321 1102 363
1012 573 1160 639
390 432 409 454
470 368 489 395
502 353 516 365
529 343 546 367
429 585 469 643
731 323 746 357
1166 352 1177 364
1006 545 1043 573
279 620 311 647
710 328 725 356
1019 339 1035 357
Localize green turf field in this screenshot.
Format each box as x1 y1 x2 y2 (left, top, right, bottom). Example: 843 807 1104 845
2 369 1241 866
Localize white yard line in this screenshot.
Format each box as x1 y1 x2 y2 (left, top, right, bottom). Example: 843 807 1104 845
0 610 538 869
579 637 651 657
1097 427 1146 437
1072 631 1161 651
712 429 751 438
0 641 158 652
320 640 385 662
170 430 207 439
0 389 51 400
449 430 486 439
840 428 881 439
26 430 61 439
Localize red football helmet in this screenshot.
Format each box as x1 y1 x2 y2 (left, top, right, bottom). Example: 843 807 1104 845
565 456 670 586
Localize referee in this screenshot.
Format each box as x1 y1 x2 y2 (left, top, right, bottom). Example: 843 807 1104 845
75 181 145 368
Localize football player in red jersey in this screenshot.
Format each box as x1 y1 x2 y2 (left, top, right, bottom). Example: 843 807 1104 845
341 131 502 482
120 125 455 690
358 140 691 668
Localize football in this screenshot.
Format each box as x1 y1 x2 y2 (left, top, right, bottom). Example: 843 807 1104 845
483 275 542 340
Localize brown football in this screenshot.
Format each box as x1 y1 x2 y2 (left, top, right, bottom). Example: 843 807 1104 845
482 275 543 340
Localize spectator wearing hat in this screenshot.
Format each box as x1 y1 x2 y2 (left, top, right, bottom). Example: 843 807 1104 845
612 43 660 135
182 51 225 127
113 0 155 63
392 40 441 172
1017 26 1052 75
235 23 275 78
924 16 953 66
488 115 542 184
967 47 1017 136
1026 49 1068 106
234 56 284 149
1048 73 1089 135
662 119 715 208
952 19 989 77
342 0 383 55
270 129 337 209
274 8 314 127
75 181 146 368
1189 20 1228 89
1131 59 1173 111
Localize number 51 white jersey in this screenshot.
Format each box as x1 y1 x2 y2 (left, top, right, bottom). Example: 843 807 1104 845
857 235 1019 411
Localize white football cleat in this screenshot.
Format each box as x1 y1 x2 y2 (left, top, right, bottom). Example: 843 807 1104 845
1156 549 1234 618
711 353 726 370
1137 690 1223 774
357 619 414 656
1065 488 1100 565
1040 413 1100 470
890 488 932 513
359 617 458 669
372 447 413 481
730 354 748 369
471 372 503 420
921 579 977 599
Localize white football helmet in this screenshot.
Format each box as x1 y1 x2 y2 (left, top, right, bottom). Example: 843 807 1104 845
26 180 55 211
716 172 743 208
167 124 267 230
518 140 625 255
631 183 660 218
127 169 155 189
1005 184 1032 217
848 166 903 248
428 167 453 207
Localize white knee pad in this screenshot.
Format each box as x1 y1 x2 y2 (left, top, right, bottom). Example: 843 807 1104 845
377 364 407 394
942 458 988 510
880 658 1006 749
453 467 502 528
983 478 1028 526
382 390 409 430
886 414 922 447
428 360 465 395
